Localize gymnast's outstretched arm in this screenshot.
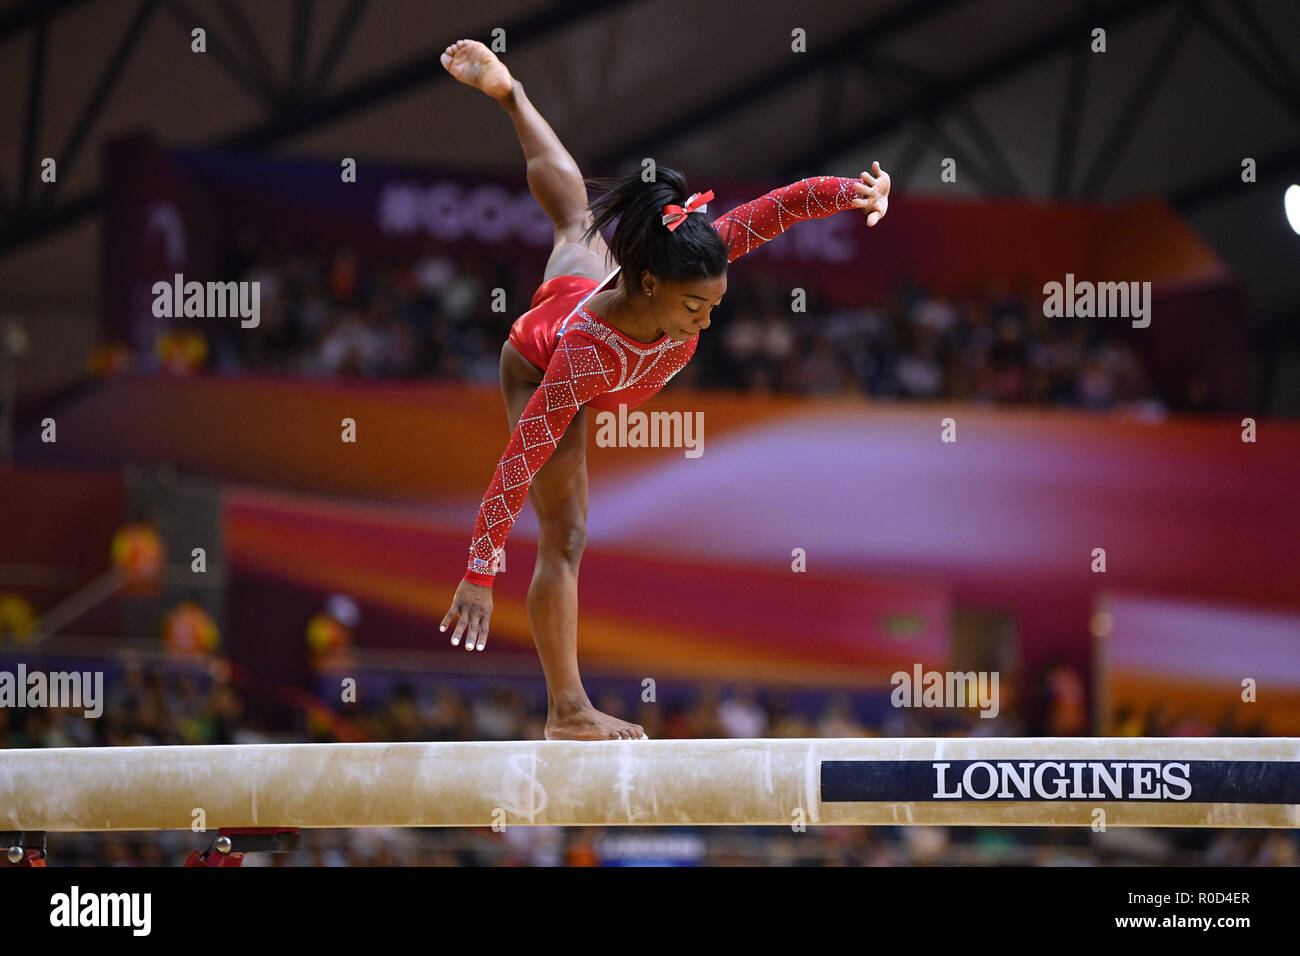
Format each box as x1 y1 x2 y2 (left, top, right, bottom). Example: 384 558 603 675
711 163 891 261
461 329 618 590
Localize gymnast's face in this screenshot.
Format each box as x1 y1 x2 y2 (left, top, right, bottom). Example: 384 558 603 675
645 272 728 342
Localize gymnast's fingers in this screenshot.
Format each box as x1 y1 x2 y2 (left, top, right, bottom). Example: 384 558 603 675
868 197 888 226
449 606 469 647
852 188 881 213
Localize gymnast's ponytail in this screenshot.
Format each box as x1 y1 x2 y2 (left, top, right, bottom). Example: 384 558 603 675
583 166 729 295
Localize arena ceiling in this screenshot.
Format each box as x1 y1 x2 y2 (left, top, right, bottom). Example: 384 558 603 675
1 0 1297 321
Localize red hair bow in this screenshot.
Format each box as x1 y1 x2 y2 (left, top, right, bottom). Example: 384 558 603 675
661 190 714 232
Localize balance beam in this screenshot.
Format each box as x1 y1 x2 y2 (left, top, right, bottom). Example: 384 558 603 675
1 738 1297 831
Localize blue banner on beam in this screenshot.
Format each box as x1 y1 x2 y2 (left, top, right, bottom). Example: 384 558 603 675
820 760 1300 803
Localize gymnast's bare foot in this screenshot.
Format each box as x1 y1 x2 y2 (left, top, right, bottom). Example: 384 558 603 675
439 39 514 100
546 701 646 740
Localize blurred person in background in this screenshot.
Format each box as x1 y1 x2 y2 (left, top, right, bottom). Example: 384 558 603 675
718 687 767 738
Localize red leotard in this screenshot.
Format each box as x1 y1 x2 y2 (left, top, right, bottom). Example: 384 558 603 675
465 176 861 586
506 273 684 413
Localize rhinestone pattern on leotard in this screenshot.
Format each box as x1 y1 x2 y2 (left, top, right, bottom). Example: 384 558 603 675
465 176 861 586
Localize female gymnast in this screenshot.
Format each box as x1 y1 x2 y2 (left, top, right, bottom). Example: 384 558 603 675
438 40 890 740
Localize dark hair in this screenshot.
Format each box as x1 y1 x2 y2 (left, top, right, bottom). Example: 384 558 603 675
583 166 729 296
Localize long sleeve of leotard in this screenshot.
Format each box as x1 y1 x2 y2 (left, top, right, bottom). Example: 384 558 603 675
463 175 862 587
711 176 861 262
463 327 620 586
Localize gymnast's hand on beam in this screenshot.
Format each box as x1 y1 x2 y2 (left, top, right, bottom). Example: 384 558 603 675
854 162 890 227
441 580 493 652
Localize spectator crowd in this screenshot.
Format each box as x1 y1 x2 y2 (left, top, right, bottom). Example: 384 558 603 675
130 244 1179 413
